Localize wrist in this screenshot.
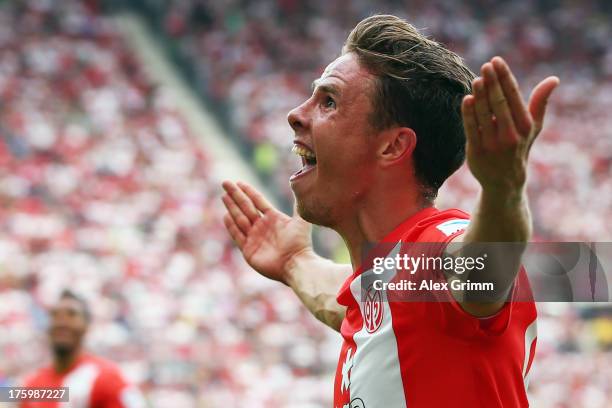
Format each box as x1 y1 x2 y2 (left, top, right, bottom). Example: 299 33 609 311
476 186 532 242
283 247 317 287
480 183 526 205
477 161 528 198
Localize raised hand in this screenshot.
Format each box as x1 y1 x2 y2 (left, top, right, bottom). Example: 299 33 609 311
461 57 559 193
221 181 313 284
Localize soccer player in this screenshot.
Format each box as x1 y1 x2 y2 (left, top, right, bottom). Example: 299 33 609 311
221 14 559 407
20 290 145 408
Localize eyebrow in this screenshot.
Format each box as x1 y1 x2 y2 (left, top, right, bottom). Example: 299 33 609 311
311 79 341 97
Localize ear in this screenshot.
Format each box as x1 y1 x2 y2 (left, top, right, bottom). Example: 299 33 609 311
378 127 416 166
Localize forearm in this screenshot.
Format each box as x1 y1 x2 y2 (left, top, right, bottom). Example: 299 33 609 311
455 57 558 315
285 250 351 332
450 186 531 313
465 186 531 243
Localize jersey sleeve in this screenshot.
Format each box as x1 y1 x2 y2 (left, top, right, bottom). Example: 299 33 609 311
91 366 146 408
420 219 535 338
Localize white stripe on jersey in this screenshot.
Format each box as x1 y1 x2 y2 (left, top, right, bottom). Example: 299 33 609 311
346 243 407 408
522 319 537 390
62 363 99 408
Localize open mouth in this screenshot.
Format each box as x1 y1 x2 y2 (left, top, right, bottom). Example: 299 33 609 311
290 143 317 181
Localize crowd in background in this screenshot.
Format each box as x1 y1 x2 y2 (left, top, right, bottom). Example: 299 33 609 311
0 1 335 406
164 0 612 243
0 0 610 407
164 2 612 406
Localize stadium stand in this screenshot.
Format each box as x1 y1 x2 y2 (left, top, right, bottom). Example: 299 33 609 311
162 0 612 243
0 1 335 406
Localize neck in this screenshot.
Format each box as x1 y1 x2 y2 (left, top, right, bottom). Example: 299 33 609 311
337 180 430 270
53 347 81 373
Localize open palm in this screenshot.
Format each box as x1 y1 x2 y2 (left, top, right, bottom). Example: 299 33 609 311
221 181 312 284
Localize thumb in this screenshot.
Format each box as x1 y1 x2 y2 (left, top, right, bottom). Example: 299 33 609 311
528 76 560 130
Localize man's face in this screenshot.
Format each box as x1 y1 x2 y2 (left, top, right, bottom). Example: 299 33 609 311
48 298 88 356
288 53 379 227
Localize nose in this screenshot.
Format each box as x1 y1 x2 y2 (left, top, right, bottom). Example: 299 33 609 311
287 99 309 133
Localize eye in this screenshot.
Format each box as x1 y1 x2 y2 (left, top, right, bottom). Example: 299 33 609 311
323 96 336 110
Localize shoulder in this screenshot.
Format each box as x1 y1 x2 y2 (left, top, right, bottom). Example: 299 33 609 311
21 366 52 387
88 356 146 407
88 355 130 399
90 355 126 382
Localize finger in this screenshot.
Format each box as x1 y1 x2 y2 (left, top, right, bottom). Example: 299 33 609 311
237 181 273 214
482 62 517 143
491 57 531 134
461 95 482 152
222 181 261 223
528 76 559 131
472 77 497 143
222 194 252 235
223 214 245 248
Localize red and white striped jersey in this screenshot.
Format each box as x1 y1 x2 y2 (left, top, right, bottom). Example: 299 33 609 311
21 353 145 408
333 207 537 408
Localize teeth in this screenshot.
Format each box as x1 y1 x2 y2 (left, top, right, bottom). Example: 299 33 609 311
292 145 316 160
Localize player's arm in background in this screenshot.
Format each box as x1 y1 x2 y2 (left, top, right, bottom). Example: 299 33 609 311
446 56 559 317
221 181 350 332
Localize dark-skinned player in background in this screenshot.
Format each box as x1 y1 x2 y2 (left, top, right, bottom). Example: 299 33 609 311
20 290 145 408
222 15 559 408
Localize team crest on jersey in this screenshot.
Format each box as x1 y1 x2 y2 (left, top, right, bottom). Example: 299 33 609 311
363 284 383 333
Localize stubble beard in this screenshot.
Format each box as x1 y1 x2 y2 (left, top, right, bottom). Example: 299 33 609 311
52 343 75 360
295 194 337 228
